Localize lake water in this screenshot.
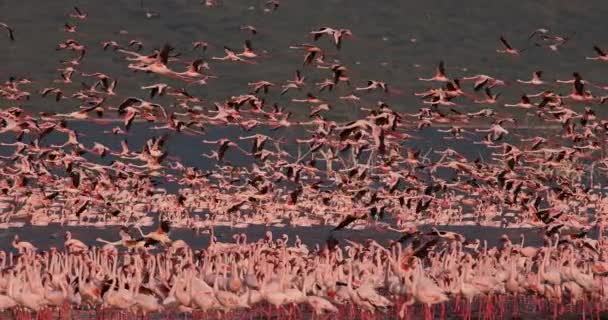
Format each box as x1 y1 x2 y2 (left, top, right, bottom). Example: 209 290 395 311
0 2 606 318
1 0 608 121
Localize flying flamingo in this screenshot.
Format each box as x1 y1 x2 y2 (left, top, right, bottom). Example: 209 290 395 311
586 45 608 61
497 36 525 55
418 61 449 82
0 23 15 41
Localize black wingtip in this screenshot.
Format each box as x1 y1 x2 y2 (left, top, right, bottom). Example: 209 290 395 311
160 220 171 233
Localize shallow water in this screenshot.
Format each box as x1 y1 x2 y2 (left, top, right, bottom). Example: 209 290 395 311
0 222 549 253
6 297 608 320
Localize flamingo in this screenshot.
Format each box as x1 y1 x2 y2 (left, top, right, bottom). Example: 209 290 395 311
64 231 88 253
12 235 36 254
408 260 448 320
586 45 608 61
0 23 14 41
418 61 449 82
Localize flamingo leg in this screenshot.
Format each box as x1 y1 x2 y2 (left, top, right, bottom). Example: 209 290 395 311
581 302 588 320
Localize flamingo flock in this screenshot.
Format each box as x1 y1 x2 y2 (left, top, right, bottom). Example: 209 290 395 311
1 1 608 319
0 229 607 320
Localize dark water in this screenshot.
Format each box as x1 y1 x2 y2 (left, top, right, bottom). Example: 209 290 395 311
0 3 606 319
0 223 544 253
1 0 608 121
0 0 603 254
2 0 593 242
0 121 555 251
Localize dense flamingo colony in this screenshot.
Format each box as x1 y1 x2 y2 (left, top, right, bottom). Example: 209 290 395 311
2 1 608 319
